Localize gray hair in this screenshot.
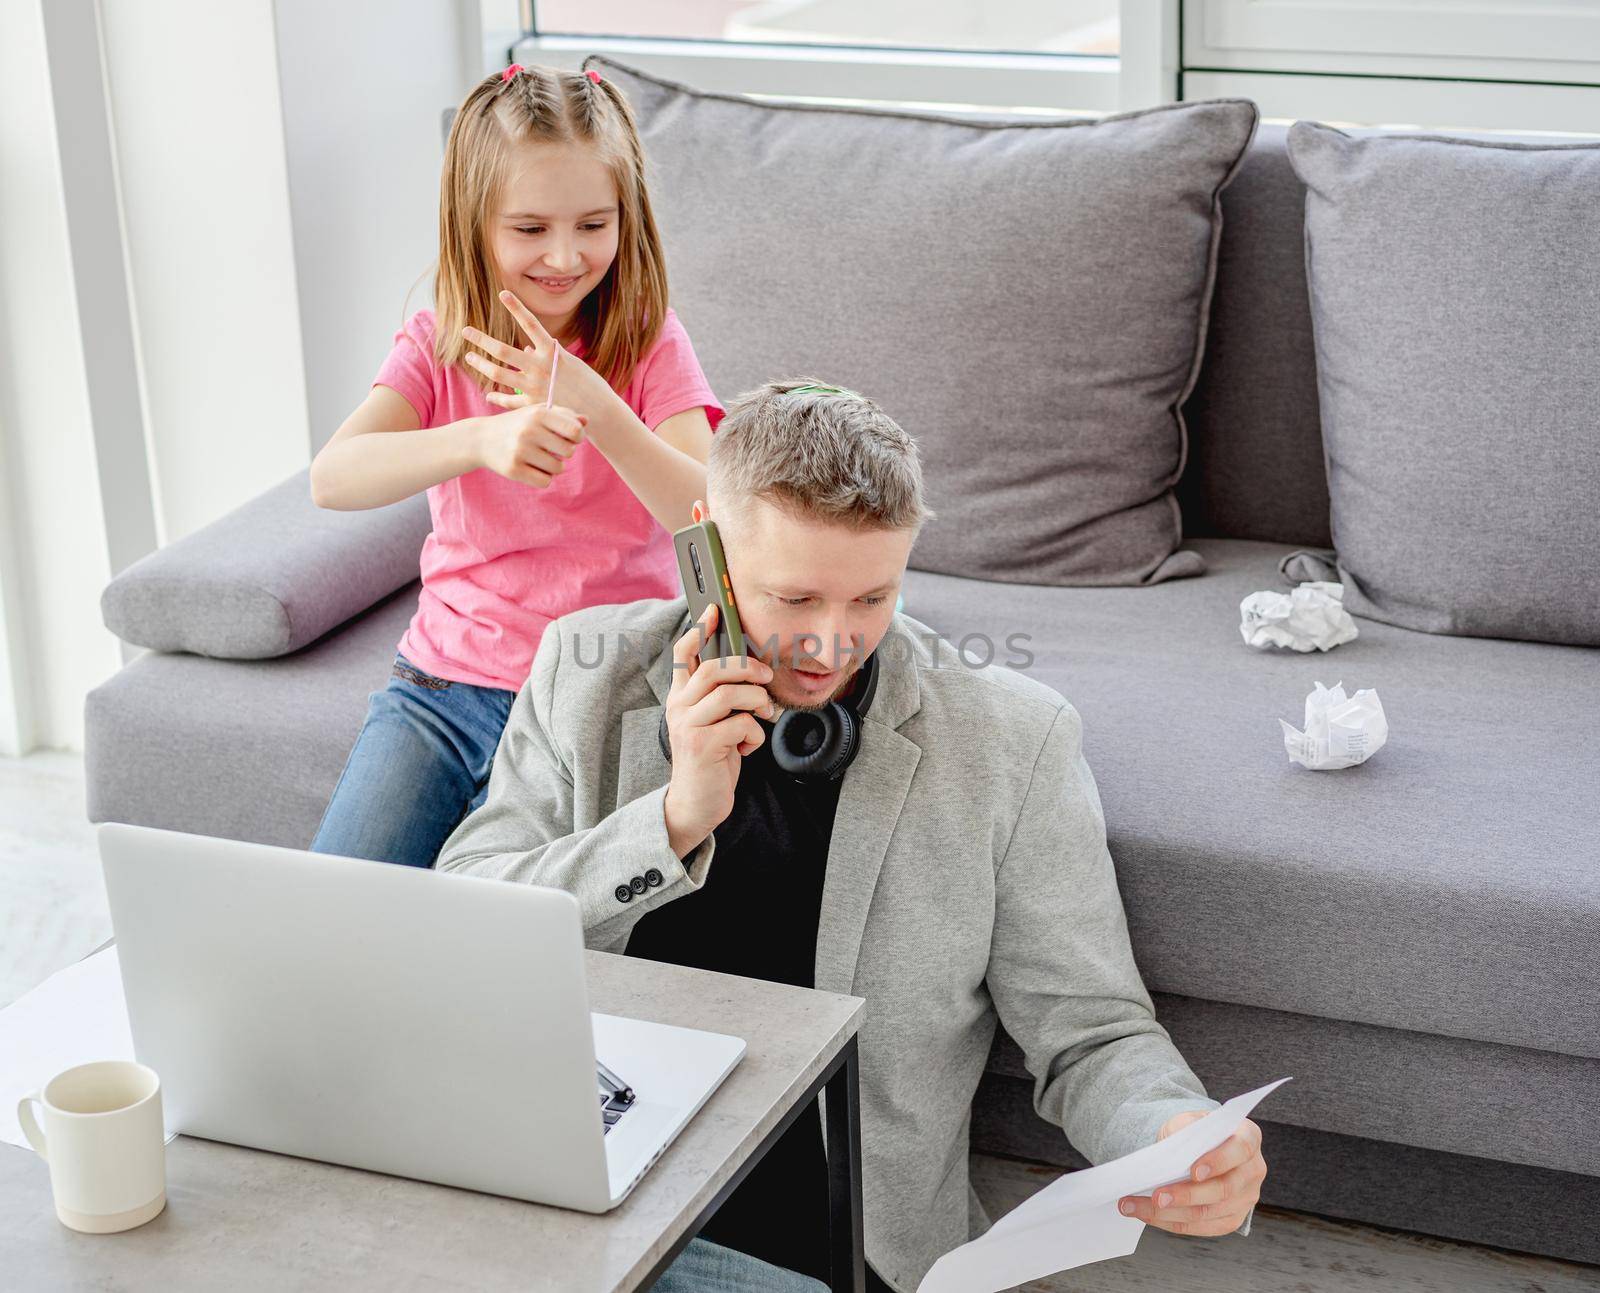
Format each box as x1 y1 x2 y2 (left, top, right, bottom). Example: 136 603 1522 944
707 379 933 532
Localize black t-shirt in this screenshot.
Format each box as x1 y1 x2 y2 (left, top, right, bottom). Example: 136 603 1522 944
627 713 895 1287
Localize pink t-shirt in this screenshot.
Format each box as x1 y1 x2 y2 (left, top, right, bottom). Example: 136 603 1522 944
374 307 725 692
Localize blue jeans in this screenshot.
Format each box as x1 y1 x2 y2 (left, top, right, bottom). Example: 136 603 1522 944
310 654 515 868
655 1239 826 1293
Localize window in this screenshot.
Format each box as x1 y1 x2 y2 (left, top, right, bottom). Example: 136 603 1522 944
504 1 1600 132
531 1 1120 58
1185 0 1600 134
510 0 1154 115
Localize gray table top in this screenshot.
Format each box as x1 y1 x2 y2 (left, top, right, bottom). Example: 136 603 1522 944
1 950 864 1292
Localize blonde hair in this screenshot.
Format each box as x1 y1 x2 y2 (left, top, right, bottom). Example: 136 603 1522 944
709 380 933 532
432 64 669 393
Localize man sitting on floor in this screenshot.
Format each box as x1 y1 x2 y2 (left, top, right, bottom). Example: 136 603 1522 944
437 380 1265 1292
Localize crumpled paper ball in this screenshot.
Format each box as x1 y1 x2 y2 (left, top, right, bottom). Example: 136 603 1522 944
1281 680 1388 770
1240 580 1359 652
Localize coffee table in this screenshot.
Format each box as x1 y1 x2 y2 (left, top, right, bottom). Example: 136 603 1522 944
0 948 866 1292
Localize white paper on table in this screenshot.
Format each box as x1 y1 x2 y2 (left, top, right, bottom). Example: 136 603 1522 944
917 1077 1292 1293
0 947 156 1151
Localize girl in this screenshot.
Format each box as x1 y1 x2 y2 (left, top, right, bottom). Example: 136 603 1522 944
307 63 724 868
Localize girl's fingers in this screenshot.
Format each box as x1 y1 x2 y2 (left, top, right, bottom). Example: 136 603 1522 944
508 465 552 490
462 325 533 370
498 289 554 346
464 350 528 389
537 410 587 443
530 430 576 460
518 448 566 476
486 390 534 408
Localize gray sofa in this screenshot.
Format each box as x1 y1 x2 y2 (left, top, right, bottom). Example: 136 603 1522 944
87 119 1599 1267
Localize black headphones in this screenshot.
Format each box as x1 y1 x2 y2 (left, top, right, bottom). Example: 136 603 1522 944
658 648 880 784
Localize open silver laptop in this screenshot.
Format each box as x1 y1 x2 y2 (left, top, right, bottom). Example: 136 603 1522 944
98 822 744 1212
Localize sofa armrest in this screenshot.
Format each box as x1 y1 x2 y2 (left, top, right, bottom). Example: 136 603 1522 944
101 469 431 659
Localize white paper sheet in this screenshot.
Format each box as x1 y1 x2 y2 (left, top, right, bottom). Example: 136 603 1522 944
918 1077 1292 1293
1240 581 1358 652
0 947 137 1150
1280 681 1388 770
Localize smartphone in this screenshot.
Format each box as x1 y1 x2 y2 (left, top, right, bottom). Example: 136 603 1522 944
672 519 746 665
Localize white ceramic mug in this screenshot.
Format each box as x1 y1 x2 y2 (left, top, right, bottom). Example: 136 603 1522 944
17 1060 167 1234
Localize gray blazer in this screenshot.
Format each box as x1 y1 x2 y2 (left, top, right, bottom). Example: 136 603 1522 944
438 600 1231 1290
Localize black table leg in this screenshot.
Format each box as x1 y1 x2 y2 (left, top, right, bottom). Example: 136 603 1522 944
638 1034 866 1291
825 1034 865 1293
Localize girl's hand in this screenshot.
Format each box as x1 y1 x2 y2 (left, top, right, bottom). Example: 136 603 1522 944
477 403 587 489
460 289 623 427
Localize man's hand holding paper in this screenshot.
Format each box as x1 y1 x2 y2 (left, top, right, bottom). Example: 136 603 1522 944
1117 1106 1266 1234
918 1078 1289 1293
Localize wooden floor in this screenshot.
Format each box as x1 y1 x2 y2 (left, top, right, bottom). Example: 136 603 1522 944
5 751 1596 1292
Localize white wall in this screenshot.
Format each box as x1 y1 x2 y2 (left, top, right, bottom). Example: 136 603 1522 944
99 0 311 546
273 0 482 453
0 1 487 754
0 0 122 754
101 0 484 536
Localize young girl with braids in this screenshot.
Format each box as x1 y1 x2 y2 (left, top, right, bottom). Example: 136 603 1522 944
308 64 725 868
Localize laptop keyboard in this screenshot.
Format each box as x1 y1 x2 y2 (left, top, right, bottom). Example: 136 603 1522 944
599 1084 635 1136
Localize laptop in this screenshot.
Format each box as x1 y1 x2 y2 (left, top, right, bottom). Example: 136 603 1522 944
98 822 745 1212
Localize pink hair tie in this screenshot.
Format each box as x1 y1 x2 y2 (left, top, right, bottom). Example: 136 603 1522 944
500 63 524 83
586 69 602 84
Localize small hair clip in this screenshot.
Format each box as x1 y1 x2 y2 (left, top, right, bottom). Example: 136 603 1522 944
501 63 524 83
585 69 602 84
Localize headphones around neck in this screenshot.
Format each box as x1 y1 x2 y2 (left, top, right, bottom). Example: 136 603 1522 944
658 648 880 784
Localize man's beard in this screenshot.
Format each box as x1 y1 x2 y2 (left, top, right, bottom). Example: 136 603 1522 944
771 657 862 714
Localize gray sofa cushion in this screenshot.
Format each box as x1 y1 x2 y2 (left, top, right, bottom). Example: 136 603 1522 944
588 55 1258 587
901 538 1600 1060
1287 121 1600 646
86 587 415 846
100 470 431 659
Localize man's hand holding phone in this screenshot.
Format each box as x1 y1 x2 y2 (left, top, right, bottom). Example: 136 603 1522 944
661 604 779 859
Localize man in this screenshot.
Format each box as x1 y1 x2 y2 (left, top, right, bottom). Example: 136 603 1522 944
437 381 1266 1292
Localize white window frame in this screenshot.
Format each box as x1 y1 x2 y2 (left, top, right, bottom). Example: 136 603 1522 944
1186 0 1600 85
511 1 1179 114
509 1 1600 133
1185 0 1600 133
1185 71 1600 135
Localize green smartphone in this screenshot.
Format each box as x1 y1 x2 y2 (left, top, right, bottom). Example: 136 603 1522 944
672 519 746 664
